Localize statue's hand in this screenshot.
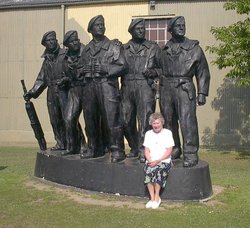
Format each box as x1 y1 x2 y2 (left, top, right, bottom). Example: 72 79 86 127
94 62 107 74
82 64 92 74
23 91 33 102
197 94 206 106
143 69 157 78
112 39 123 47
57 76 70 88
77 74 84 81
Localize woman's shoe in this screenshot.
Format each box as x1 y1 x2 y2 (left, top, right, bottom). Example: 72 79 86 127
145 200 153 208
152 198 161 209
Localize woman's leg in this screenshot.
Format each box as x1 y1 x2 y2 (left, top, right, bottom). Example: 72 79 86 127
150 183 162 209
154 183 161 202
147 183 155 201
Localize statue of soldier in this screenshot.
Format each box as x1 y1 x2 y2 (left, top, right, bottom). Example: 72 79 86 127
159 16 210 167
80 15 127 162
121 18 161 163
23 31 67 151
60 30 87 155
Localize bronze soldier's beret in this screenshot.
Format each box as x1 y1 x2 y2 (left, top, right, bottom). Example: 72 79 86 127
63 30 78 46
128 18 145 34
41 31 56 46
167 16 185 32
87 15 104 33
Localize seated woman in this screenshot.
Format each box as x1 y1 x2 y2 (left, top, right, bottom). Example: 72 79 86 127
143 112 174 209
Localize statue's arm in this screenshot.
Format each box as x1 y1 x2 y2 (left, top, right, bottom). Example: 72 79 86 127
195 46 211 99
107 45 128 77
144 45 162 79
152 45 163 78
29 61 47 99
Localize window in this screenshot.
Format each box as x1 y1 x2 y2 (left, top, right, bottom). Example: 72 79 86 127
144 18 172 48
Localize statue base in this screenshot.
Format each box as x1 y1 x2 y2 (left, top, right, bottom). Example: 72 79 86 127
34 150 212 200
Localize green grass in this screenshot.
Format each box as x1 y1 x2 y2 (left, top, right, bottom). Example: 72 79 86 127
0 147 249 228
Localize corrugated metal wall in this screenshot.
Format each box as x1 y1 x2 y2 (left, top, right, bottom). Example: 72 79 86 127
0 1 249 147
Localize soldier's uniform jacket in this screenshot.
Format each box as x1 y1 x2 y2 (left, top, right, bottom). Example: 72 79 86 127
161 37 210 96
63 43 86 87
82 36 127 78
80 36 126 158
30 45 66 98
122 39 161 82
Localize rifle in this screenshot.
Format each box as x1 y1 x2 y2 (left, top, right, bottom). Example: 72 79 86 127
21 79 47 151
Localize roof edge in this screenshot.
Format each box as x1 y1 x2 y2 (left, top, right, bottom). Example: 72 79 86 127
0 0 145 10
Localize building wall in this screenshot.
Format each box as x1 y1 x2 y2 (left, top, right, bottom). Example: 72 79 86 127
0 7 63 146
0 1 249 148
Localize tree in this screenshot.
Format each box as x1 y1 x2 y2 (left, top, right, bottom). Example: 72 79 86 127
207 0 250 86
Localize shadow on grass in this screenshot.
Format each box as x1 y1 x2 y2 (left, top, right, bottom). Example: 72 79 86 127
202 146 250 160
235 150 250 160
0 166 7 171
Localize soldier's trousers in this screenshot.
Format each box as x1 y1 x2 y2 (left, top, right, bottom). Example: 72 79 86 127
121 79 156 153
82 78 124 157
64 86 86 153
159 77 199 155
47 87 67 149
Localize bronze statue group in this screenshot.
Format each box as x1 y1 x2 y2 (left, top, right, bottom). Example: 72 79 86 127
24 15 210 208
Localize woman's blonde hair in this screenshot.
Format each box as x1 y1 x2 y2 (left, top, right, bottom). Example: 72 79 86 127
149 112 165 125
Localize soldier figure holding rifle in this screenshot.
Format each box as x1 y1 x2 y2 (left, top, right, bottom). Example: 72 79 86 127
23 31 67 151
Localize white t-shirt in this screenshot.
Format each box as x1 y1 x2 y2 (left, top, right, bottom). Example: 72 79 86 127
143 128 175 164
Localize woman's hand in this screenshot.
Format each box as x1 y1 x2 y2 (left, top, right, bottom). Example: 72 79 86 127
148 159 161 167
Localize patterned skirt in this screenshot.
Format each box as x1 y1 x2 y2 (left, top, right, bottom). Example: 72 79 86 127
144 162 172 188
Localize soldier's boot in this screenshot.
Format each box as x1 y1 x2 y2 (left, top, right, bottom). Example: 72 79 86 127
80 147 94 159
126 148 139 158
110 127 126 163
124 130 139 158
80 140 95 159
51 142 65 151
79 127 87 153
110 146 126 163
183 153 198 167
62 136 82 156
79 143 88 156
138 148 146 163
62 144 73 155
60 140 73 155
171 146 182 160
